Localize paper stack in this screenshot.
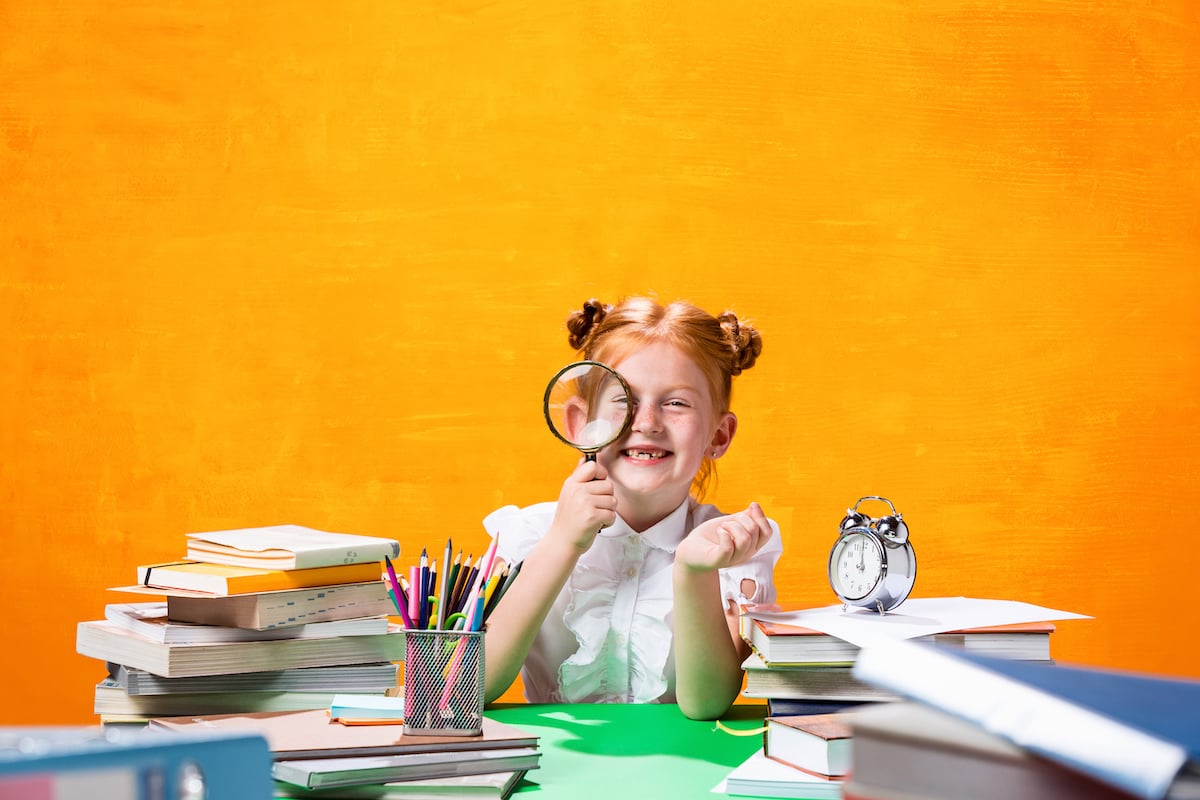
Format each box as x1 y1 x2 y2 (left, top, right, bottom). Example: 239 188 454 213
738 597 1085 715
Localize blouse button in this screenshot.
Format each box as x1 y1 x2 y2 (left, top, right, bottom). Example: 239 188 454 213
625 567 637 579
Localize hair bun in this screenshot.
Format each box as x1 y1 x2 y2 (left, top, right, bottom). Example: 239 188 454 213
566 298 611 352
719 311 762 375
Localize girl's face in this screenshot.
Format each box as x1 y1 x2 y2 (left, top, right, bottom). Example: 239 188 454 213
600 341 735 529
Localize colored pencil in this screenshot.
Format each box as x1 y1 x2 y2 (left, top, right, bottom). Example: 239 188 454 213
436 539 453 630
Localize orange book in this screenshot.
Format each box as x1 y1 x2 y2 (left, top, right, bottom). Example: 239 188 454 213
133 560 383 596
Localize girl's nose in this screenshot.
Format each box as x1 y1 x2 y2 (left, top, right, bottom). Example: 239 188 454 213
631 402 661 433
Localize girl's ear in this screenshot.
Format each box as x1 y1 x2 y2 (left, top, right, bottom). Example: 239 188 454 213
709 412 738 459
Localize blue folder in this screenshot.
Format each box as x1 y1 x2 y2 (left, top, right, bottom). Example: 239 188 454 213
0 725 273 799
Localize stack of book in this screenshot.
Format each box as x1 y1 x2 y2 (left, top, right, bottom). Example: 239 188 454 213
717 598 1092 798
739 602 1060 715
846 639 1200 800
76 525 405 723
716 712 849 799
149 708 540 798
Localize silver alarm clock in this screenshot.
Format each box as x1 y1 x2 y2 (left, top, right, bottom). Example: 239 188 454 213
828 496 916 614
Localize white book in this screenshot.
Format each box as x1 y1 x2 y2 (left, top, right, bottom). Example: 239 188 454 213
741 652 898 702
161 581 393 630
77 619 406 678
109 662 399 696
715 749 842 799
105 602 389 644
186 525 400 570
271 770 528 799
93 677 365 718
274 748 541 790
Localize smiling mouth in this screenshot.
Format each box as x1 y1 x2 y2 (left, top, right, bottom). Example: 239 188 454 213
622 448 671 461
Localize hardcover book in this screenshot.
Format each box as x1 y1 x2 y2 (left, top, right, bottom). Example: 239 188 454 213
763 713 852 778
132 561 385 596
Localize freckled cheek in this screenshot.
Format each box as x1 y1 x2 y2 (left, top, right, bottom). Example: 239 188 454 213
666 418 710 453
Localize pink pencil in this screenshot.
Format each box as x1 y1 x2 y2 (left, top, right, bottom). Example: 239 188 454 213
408 565 420 628
437 537 498 715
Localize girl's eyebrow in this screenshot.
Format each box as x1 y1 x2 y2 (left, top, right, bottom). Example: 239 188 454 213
632 383 704 398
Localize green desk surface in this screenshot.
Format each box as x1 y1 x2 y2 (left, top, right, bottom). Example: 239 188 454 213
486 703 767 798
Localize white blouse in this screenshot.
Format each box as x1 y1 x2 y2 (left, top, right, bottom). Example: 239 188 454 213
482 497 783 704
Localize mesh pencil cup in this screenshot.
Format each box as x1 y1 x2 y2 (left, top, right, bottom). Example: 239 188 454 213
403 629 485 736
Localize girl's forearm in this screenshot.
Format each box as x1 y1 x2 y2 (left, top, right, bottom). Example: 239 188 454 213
482 534 582 703
672 562 747 720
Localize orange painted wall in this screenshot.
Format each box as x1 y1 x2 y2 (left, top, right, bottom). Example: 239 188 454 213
3 2 1197 724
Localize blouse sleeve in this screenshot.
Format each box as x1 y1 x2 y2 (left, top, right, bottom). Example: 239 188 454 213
481 502 557 567
698 505 782 607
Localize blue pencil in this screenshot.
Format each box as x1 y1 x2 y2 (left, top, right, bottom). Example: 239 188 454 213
436 538 452 630
417 548 429 630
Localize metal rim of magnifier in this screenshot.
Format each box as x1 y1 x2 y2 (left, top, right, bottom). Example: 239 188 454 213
542 360 634 454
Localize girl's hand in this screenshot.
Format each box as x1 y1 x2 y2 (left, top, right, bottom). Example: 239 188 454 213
675 502 772 572
548 458 617 552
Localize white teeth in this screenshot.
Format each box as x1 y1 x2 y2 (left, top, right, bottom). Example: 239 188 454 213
626 450 665 460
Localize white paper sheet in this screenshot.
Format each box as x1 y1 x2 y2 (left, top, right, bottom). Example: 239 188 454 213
747 597 1090 648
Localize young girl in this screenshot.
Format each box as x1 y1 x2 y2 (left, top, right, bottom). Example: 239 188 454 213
482 296 782 720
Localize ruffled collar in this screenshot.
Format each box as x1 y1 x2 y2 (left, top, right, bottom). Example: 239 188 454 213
595 497 692 552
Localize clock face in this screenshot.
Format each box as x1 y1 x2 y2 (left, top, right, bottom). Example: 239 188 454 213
830 530 884 601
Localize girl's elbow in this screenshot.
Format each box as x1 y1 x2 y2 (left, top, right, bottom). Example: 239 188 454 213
678 695 735 721
677 681 739 720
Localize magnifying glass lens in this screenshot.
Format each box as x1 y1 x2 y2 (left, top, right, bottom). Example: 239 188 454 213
543 361 634 458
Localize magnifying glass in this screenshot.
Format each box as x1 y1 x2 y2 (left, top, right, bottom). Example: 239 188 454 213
543 360 634 461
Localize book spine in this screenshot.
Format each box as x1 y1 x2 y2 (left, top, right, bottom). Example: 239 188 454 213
137 562 197 587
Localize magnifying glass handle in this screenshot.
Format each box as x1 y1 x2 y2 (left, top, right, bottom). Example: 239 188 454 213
583 451 605 532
